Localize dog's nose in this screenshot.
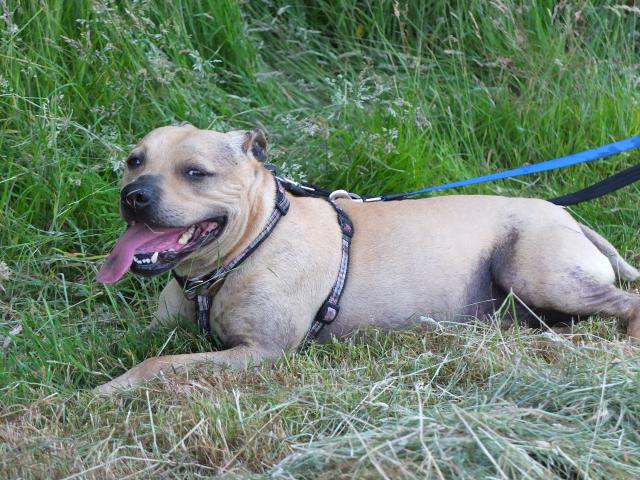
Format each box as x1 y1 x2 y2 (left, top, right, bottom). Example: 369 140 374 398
121 183 154 209
120 176 161 223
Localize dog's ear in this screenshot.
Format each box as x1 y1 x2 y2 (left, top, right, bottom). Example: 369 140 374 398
242 128 268 163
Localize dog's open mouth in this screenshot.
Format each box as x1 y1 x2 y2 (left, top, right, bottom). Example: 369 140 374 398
96 217 226 284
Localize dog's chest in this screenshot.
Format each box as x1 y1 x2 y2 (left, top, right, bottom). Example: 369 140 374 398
206 279 287 346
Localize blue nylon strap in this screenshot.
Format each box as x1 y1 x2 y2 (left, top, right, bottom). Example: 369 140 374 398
376 135 640 201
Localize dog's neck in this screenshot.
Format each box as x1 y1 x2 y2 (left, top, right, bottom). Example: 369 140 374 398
220 167 276 264
173 166 278 280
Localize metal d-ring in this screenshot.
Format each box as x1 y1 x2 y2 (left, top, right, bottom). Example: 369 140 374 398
329 189 362 202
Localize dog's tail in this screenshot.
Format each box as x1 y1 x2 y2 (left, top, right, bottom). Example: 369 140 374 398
580 224 640 282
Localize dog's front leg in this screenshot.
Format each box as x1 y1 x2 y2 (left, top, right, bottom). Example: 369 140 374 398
146 279 196 331
93 345 276 394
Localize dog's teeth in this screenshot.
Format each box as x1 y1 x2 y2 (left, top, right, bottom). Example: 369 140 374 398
178 225 196 245
151 252 158 264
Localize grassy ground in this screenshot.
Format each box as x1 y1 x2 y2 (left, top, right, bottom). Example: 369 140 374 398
1 0 640 477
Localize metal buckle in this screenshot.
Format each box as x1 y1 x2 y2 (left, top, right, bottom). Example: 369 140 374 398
318 302 339 324
329 189 362 202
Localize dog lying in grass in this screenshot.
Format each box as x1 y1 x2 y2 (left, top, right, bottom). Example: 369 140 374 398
95 124 640 393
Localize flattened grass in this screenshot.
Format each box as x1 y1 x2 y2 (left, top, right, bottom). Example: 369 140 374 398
1 1 640 477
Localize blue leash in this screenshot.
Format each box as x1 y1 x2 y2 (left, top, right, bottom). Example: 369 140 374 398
368 135 640 202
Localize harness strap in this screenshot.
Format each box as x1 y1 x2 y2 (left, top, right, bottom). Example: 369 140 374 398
173 176 289 300
174 169 353 352
196 295 212 334
297 201 353 352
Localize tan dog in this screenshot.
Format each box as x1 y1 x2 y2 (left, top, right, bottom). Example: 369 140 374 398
95 124 640 393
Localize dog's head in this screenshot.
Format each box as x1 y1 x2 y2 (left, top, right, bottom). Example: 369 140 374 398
97 124 271 284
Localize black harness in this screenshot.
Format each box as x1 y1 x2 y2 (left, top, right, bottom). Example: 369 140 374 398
173 172 353 352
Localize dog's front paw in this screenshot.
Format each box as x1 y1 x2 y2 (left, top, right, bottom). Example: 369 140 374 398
93 358 168 395
93 377 134 395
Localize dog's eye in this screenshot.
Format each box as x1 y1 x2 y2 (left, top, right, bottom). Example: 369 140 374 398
185 168 207 179
126 155 144 169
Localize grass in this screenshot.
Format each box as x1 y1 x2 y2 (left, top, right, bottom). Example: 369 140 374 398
1 0 640 477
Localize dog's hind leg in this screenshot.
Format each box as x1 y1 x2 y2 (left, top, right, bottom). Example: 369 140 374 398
492 218 640 339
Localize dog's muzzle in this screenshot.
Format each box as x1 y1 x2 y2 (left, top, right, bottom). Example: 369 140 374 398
96 173 229 284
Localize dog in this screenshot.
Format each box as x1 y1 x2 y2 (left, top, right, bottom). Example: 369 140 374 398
94 124 640 393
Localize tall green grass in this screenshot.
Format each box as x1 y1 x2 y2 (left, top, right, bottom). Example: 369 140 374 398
1 1 640 477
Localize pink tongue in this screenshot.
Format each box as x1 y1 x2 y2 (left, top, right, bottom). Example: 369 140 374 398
96 224 185 284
